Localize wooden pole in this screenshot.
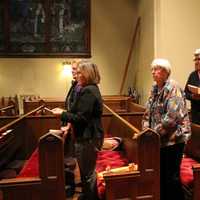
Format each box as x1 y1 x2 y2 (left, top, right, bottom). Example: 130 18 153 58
119 17 141 95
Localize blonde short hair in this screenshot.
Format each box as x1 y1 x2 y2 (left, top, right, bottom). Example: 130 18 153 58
151 58 171 75
77 60 101 85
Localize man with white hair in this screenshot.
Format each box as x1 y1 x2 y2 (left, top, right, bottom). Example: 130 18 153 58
142 58 191 200
184 48 200 124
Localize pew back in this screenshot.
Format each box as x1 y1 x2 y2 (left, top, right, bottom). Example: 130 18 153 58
0 95 19 116
0 132 65 200
0 102 160 200
102 104 160 200
23 98 65 114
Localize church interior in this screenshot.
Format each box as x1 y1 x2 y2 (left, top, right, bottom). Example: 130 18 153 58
0 0 200 200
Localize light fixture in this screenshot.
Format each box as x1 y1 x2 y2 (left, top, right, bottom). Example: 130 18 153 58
62 60 72 76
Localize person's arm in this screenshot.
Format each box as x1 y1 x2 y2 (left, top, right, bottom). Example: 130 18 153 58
61 88 97 125
52 107 65 114
154 89 187 136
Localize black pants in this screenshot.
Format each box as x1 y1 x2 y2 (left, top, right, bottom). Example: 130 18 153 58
160 143 185 200
75 138 102 200
64 133 76 196
191 109 200 125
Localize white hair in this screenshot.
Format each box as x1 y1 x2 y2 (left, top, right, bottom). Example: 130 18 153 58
151 58 171 75
194 48 200 55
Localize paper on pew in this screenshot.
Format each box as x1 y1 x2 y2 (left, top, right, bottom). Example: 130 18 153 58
51 107 65 115
0 129 13 139
98 163 138 180
43 107 54 113
2 129 13 135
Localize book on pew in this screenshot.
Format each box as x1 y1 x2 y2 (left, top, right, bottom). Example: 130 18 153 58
97 163 138 180
187 84 200 95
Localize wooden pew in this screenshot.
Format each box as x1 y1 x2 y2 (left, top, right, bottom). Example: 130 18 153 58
109 104 200 200
23 95 133 114
0 132 66 200
181 123 200 200
0 104 160 200
23 97 65 114
0 95 19 116
23 95 139 114
0 105 61 159
0 105 45 174
107 101 200 200
103 95 133 113
101 104 160 200
103 101 145 131
0 105 64 200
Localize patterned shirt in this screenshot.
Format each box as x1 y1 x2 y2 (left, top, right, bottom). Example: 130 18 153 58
142 79 191 147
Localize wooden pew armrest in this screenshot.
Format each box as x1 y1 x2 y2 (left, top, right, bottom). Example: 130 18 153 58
192 163 200 171
103 170 140 181
192 163 200 200
0 177 41 188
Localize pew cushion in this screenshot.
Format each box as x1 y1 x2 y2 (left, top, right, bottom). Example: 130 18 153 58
180 155 198 186
18 149 39 178
96 150 128 199
101 137 122 151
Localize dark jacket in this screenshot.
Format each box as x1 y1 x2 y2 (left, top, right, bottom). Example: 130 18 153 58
61 84 104 140
184 70 200 124
65 80 77 111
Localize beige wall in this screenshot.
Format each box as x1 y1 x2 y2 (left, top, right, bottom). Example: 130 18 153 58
137 0 200 105
0 0 137 98
2 0 200 106
132 0 154 105
155 0 200 89
92 0 138 95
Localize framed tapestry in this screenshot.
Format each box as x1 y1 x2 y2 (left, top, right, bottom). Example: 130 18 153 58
0 0 91 58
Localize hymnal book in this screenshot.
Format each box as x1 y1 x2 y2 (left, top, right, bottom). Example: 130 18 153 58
187 84 200 95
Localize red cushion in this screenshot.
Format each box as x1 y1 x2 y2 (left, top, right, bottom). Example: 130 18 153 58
18 149 39 178
96 150 128 199
180 156 198 186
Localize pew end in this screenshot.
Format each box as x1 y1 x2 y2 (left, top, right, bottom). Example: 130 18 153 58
0 100 159 200
193 163 200 200
180 123 200 200
99 105 160 200
0 132 66 200
101 128 160 200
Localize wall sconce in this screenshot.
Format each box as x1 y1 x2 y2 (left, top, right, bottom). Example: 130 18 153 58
62 60 72 77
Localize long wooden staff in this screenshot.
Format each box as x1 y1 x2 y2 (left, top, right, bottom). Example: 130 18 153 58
119 17 141 95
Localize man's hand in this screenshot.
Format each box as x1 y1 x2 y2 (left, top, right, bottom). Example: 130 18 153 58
61 123 72 139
